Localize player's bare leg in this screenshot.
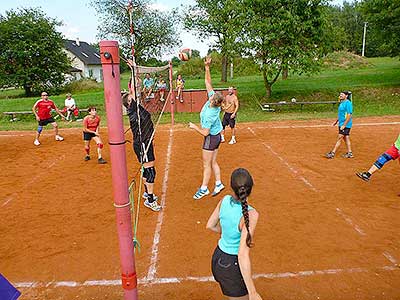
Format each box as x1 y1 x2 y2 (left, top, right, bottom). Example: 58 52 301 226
211 149 224 196
93 136 106 164
51 122 63 141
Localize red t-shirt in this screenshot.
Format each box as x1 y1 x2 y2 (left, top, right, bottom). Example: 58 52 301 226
84 115 101 132
35 99 56 120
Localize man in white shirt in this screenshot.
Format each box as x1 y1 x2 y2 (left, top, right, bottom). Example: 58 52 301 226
64 93 77 121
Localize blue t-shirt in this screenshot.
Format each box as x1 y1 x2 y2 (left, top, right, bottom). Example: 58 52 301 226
143 77 154 88
218 195 253 255
200 91 222 135
338 99 353 128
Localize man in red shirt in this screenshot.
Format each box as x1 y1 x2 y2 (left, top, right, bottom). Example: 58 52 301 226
32 91 65 146
83 107 106 164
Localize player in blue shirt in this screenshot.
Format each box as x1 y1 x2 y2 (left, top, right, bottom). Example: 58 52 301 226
189 56 225 200
326 91 354 159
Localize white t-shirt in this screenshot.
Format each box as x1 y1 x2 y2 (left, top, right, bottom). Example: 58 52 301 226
65 98 76 109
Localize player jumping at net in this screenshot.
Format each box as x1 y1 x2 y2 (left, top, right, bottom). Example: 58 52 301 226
221 86 239 144
189 56 225 200
356 134 400 182
207 168 262 300
122 92 162 212
325 91 353 159
32 91 65 146
83 107 107 164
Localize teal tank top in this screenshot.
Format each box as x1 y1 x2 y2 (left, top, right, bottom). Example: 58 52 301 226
218 195 253 255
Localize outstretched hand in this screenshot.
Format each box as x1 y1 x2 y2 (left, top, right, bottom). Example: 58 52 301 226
204 56 212 66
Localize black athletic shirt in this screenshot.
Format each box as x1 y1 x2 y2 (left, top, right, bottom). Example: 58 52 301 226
127 101 154 144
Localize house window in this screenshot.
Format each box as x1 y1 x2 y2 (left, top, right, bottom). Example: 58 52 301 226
89 69 93 78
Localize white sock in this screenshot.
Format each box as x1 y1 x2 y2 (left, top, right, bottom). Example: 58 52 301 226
200 185 207 191
215 180 222 186
231 136 235 140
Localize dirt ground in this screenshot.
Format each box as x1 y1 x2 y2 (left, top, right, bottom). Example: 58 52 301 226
1 116 400 300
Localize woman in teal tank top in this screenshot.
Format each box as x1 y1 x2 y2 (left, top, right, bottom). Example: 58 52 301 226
207 168 262 300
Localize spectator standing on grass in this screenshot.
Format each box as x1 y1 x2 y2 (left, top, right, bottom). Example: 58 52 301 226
325 91 353 159
207 168 263 300
32 91 65 146
221 86 239 144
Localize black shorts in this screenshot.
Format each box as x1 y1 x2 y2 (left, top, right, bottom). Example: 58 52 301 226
203 133 221 151
133 141 155 163
83 132 96 141
338 127 351 136
38 117 55 126
211 246 248 297
222 112 236 128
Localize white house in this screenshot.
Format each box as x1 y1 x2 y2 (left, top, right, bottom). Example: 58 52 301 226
64 39 103 82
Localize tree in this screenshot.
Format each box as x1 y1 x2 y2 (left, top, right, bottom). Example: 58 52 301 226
184 0 243 82
91 0 181 64
0 8 70 96
239 0 326 98
361 0 400 57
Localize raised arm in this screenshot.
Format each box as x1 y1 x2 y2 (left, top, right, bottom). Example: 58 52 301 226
204 56 213 94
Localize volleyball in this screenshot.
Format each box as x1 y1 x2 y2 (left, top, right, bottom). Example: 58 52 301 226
178 48 192 61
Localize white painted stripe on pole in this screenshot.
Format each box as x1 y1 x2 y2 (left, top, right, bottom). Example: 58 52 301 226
147 127 174 281
248 127 317 192
383 252 398 265
335 208 366 236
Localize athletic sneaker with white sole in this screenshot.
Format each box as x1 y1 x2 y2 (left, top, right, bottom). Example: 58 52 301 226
193 188 210 200
221 135 225 143
55 135 64 141
144 199 162 211
228 138 236 145
142 192 158 201
212 183 225 197
34 139 40 146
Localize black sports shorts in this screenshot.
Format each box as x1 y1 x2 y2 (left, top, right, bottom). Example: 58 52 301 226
203 133 221 151
222 112 236 128
338 127 351 136
38 117 55 126
211 246 248 297
83 132 96 141
133 141 155 163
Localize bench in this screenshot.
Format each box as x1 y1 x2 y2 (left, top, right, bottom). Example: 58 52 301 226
2 108 90 122
260 100 338 111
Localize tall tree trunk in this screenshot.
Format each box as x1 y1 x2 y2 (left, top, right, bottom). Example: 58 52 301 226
23 84 33 97
262 69 272 98
282 67 288 80
221 55 228 82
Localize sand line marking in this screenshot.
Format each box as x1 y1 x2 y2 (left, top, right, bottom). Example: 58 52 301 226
248 127 317 192
146 127 174 281
2 154 66 207
249 121 400 130
13 264 400 288
383 251 399 266
335 208 366 236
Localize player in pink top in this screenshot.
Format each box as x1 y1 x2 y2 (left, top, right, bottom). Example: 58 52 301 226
83 107 107 164
32 91 65 146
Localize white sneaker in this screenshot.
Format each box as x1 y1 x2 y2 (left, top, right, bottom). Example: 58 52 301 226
144 199 162 212
142 192 158 201
228 138 236 145
212 183 225 197
221 135 225 143
55 135 64 141
34 139 40 146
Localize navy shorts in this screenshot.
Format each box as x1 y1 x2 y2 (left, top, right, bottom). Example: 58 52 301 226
203 133 221 151
133 141 155 163
211 246 248 297
83 132 96 141
38 117 55 126
338 127 351 136
222 112 236 128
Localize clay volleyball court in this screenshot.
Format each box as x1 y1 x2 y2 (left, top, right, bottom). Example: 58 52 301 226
1 116 400 300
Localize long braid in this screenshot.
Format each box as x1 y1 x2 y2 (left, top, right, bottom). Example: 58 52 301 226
238 186 253 248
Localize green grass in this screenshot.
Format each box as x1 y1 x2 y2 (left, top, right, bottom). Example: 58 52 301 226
1 56 399 131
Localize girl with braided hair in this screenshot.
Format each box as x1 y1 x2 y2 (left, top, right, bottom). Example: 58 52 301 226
207 168 262 300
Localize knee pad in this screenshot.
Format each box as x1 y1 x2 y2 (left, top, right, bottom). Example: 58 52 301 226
97 143 104 149
37 126 43 133
374 153 393 169
143 166 156 183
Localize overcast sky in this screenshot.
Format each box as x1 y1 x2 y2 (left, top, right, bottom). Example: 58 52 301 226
0 0 345 59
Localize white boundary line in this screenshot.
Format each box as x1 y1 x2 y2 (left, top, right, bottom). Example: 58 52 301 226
249 121 400 130
13 264 400 288
146 127 174 281
248 127 317 192
335 208 366 236
383 252 399 266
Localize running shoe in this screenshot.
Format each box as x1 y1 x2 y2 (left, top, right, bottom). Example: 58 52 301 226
325 151 335 159
221 135 225 143
34 139 40 146
55 135 64 141
84 155 91 161
356 172 370 182
142 192 159 201
212 183 225 197
98 158 107 164
342 152 354 158
144 199 162 211
193 188 210 200
228 138 237 145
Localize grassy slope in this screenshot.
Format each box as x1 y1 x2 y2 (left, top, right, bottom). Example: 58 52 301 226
0 57 399 131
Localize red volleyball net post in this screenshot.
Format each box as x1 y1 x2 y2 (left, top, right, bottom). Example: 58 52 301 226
168 60 174 125
99 40 138 300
